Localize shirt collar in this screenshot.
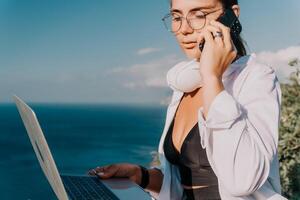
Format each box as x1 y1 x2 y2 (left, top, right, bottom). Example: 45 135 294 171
222 53 256 79
170 53 256 103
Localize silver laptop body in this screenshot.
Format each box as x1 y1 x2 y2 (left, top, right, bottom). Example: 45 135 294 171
13 95 153 200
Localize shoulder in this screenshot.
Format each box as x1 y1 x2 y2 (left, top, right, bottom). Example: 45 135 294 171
247 54 276 81
235 53 279 90
234 53 275 78
233 53 282 103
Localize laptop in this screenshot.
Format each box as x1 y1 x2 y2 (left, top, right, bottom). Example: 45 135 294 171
13 95 153 200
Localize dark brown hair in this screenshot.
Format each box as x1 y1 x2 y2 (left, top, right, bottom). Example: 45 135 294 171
221 0 247 57
169 0 247 57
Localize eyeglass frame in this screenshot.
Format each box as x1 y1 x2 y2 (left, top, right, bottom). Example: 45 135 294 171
161 7 224 33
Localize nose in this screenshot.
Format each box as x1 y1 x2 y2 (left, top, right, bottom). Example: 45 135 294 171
180 18 193 35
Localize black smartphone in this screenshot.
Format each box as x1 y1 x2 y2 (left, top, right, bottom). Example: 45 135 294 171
198 8 242 51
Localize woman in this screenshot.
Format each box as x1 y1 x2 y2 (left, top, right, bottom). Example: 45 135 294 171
89 0 287 199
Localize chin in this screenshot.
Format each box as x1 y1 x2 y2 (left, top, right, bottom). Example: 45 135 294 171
183 48 200 59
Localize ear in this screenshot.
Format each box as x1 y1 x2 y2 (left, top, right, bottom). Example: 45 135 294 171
231 5 240 18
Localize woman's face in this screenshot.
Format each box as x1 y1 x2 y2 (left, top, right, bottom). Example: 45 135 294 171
171 0 224 59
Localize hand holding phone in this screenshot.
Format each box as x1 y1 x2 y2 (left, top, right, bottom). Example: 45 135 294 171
199 8 242 51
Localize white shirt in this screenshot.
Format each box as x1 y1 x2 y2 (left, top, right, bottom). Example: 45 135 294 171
148 53 288 200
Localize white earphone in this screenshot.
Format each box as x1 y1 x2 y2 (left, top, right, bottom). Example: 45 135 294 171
166 59 203 93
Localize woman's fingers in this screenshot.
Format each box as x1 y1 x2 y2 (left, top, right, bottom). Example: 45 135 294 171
205 25 224 46
197 24 225 52
209 20 232 51
88 165 115 178
200 28 214 48
97 165 119 179
87 168 97 175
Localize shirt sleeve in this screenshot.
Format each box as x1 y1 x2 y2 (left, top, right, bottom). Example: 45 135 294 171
197 64 282 197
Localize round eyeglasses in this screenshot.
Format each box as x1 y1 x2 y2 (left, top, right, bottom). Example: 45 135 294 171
162 8 223 33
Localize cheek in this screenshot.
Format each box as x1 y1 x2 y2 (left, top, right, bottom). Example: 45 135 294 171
175 36 185 50
175 35 182 44
194 31 204 42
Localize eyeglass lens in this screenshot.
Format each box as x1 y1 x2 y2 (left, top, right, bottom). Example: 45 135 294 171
163 10 206 33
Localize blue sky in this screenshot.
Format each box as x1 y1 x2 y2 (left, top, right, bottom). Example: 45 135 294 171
0 0 299 104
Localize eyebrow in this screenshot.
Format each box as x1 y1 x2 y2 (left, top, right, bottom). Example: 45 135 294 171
170 6 214 14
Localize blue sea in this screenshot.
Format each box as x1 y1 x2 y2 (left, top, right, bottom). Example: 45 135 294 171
0 103 167 200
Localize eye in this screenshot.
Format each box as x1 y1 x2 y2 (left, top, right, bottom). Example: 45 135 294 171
171 13 182 21
195 11 205 18
190 10 205 19
173 16 182 21
195 14 205 19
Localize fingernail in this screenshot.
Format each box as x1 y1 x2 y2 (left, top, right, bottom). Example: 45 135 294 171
97 172 104 176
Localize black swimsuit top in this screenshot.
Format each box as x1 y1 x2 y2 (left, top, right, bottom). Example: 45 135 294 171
163 117 219 186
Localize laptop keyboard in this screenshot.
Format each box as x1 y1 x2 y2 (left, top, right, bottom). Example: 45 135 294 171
61 175 119 200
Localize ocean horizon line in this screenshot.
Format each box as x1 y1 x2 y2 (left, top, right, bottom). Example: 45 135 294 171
0 101 167 107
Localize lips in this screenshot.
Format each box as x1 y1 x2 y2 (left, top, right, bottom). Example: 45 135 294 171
182 41 197 49
182 40 197 44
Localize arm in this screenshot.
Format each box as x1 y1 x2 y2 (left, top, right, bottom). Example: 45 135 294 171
198 65 281 196
202 75 225 119
135 166 163 194
145 168 164 193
